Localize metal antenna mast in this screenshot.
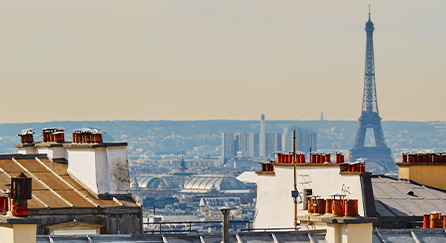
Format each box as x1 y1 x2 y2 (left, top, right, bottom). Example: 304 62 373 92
293 130 297 231
349 7 395 172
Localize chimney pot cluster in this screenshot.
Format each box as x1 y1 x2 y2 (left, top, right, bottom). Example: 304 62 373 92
307 194 358 217
42 128 66 143
423 211 445 228
260 161 274 172
276 152 345 164
18 127 107 144
340 161 365 173
277 153 306 163
72 128 104 143
335 152 345 163
402 152 446 163
17 128 35 144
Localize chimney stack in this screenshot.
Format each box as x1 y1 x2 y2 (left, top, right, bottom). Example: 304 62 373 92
17 129 34 144
67 128 130 200
41 128 66 143
72 128 104 144
10 173 32 217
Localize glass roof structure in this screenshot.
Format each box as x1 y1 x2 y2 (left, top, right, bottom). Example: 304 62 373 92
183 176 248 191
133 176 179 189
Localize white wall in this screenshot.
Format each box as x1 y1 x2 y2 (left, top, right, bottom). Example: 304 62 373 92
36 147 50 158
18 147 37 154
105 146 130 194
51 147 65 160
94 148 108 194
67 149 99 194
254 165 365 229
66 146 130 195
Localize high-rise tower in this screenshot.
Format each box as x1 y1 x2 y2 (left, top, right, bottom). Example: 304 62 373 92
349 8 395 172
260 114 266 157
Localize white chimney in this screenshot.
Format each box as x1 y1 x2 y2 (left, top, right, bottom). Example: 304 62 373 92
66 143 131 199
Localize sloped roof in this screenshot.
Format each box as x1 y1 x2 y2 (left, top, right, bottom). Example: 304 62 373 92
236 171 257 184
0 155 138 209
372 175 446 217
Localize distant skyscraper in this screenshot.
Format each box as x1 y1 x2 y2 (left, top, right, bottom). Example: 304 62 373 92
265 132 276 157
222 133 234 160
233 134 239 157
275 133 282 153
295 127 317 155
311 132 317 153
248 132 260 158
321 110 324 121
282 125 292 152
239 132 248 155
260 114 266 157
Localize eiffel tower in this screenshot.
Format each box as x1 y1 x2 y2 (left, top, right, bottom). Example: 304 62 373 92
349 7 395 172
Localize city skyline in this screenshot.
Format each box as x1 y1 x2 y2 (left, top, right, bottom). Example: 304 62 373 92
0 1 445 123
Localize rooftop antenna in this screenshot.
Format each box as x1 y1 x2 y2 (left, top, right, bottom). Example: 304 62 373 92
293 130 298 231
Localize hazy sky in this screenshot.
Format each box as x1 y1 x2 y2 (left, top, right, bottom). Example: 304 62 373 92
0 1 445 123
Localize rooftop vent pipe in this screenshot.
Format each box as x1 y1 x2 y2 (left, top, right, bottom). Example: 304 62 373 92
220 207 231 243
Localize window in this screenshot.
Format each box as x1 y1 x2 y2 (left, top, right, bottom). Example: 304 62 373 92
303 189 313 210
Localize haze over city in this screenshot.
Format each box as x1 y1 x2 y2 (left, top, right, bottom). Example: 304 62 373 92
1 1 445 123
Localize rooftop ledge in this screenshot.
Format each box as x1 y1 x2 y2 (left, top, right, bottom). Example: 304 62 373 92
255 171 275 175
297 214 377 224
339 172 372 176
0 216 41 225
16 142 127 149
396 162 446 166
274 162 340 167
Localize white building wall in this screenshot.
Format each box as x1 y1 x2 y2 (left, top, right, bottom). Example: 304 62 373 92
94 148 109 194
66 149 99 194
36 147 51 159
18 147 37 154
51 147 65 160
254 165 364 229
105 146 130 194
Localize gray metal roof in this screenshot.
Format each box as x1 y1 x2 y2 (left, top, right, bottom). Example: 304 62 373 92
372 176 446 217
35 229 446 243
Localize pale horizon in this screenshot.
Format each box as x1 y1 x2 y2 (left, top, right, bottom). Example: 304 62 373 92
1 1 445 123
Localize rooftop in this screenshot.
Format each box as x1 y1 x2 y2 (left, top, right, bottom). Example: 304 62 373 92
34 228 446 243
0 154 138 210
373 175 446 217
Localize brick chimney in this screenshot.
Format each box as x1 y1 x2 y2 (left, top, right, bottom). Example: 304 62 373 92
17 129 34 144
